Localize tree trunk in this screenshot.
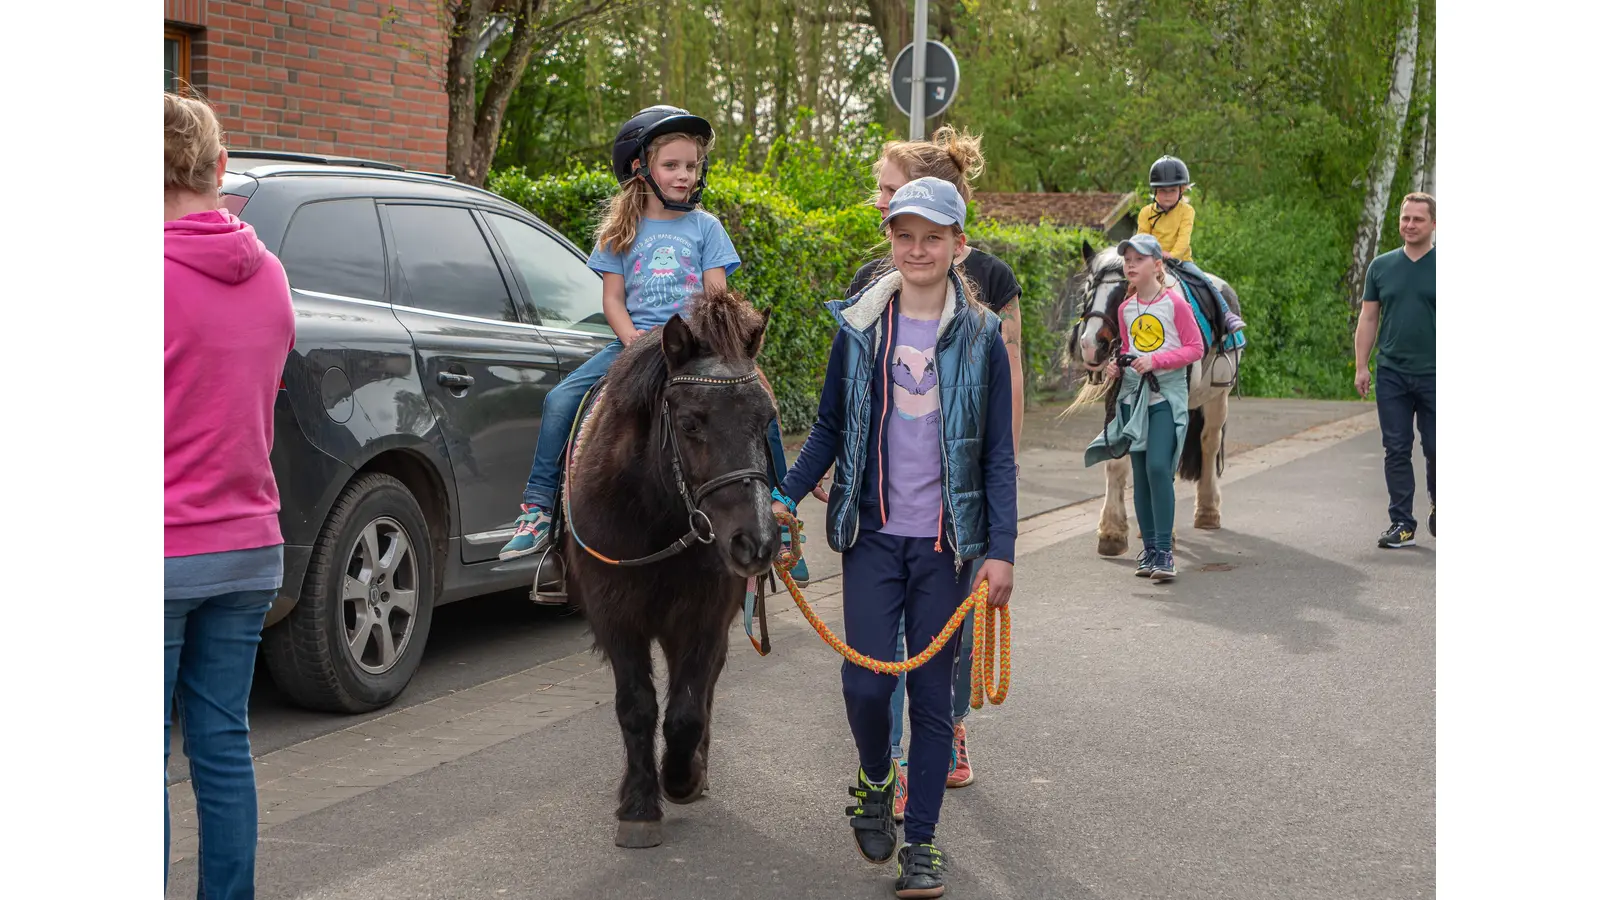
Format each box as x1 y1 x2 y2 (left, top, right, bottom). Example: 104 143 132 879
1343 0 1420 314
445 1 490 184
1409 38 1434 195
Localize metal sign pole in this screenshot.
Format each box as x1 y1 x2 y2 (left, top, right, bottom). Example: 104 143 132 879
910 0 928 140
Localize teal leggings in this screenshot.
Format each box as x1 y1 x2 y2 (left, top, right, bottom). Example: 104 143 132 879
1122 401 1178 552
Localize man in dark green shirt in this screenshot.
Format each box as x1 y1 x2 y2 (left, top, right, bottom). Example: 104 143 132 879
1355 192 1436 548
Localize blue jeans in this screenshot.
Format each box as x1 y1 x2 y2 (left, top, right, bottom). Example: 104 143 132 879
165 589 275 900
522 340 790 508
1375 367 1436 530
522 339 625 509
890 565 977 758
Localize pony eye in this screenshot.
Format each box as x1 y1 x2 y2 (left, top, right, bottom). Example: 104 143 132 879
678 415 701 434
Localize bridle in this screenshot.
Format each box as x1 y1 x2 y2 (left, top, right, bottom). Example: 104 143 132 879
1070 263 1126 383
564 368 771 568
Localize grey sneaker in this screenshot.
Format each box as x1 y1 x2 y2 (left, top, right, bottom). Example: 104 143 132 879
1150 550 1177 582
1135 549 1155 577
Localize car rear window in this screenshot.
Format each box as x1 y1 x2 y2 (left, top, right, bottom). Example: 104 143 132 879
279 198 387 302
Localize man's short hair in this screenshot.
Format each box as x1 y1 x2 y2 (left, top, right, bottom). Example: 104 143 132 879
1401 191 1435 220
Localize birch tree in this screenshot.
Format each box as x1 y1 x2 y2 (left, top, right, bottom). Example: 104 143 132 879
1409 35 1435 195
1343 0 1420 313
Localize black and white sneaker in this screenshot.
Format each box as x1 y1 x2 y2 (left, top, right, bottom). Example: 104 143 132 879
1135 549 1155 577
1378 522 1416 548
846 768 898 864
895 843 947 899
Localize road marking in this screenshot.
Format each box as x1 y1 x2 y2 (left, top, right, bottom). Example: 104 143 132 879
166 410 1376 863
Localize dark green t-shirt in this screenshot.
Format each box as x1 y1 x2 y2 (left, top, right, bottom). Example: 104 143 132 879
1362 246 1436 376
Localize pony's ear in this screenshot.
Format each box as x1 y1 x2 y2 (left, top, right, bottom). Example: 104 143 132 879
745 309 770 360
1080 240 1095 265
661 315 697 371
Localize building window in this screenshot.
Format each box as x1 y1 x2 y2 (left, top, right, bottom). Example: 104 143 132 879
164 28 191 93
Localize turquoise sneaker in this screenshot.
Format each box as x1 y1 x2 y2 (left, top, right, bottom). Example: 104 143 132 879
780 524 810 586
498 504 553 560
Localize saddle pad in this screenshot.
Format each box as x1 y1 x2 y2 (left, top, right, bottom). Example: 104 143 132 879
1176 279 1246 352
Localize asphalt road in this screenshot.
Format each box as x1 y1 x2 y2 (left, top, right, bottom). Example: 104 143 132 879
166 403 1434 900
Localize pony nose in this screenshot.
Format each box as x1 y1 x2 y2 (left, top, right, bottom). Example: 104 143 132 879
730 528 778 570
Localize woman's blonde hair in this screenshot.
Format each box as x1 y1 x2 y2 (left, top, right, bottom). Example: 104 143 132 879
874 124 985 202
164 91 224 195
594 131 712 255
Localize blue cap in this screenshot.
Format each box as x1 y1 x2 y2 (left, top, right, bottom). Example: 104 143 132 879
886 177 967 230
1117 233 1164 257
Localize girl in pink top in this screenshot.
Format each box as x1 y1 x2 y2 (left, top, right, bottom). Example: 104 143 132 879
1086 233 1204 581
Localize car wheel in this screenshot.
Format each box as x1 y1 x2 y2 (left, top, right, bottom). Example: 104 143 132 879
263 472 436 713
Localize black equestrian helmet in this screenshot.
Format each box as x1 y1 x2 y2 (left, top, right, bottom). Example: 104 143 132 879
1149 155 1191 188
610 105 715 184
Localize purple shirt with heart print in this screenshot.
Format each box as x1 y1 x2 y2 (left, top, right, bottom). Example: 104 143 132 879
879 313 944 538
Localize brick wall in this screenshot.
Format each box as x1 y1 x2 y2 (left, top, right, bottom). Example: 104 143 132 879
166 0 448 172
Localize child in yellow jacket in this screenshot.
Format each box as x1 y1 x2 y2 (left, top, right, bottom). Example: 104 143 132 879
1138 155 1245 336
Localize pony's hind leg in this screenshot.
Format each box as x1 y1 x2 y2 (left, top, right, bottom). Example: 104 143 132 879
659 627 730 805
1097 455 1132 556
1194 391 1228 530
603 629 664 848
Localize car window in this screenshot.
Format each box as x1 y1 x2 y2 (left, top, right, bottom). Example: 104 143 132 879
385 204 517 323
279 198 386 301
484 213 611 335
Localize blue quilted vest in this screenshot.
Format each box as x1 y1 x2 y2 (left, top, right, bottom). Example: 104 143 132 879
821 271 1000 564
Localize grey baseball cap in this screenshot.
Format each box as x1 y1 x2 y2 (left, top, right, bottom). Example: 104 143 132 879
1116 233 1165 257
886 176 967 230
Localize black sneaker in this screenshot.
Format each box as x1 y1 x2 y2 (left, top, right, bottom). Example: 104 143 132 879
1149 549 1177 582
1134 549 1155 577
1378 522 1416 548
1428 506 1435 537
846 768 898 864
895 843 947 898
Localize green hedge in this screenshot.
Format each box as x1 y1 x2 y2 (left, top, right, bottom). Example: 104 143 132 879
487 164 1357 428
489 163 1095 429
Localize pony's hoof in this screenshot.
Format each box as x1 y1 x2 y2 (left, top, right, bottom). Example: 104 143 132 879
1097 533 1128 557
614 819 663 849
663 773 707 805
1194 511 1222 530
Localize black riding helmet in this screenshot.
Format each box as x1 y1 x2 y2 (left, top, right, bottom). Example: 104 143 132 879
1149 155 1190 188
611 105 715 213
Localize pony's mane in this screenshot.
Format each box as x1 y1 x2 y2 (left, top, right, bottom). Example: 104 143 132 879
599 287 766 425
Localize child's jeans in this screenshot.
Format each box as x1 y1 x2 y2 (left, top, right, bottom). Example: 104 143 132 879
1125 400 1179 551
841 531 967 845
521 339 625 510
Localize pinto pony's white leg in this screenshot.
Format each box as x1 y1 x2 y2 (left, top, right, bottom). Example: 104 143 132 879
1097 455 1132 556
1194 390 1228 530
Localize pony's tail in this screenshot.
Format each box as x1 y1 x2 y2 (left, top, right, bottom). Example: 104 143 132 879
1178 405 1206 482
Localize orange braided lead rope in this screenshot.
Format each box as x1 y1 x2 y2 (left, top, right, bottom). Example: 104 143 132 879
772 510 1009 707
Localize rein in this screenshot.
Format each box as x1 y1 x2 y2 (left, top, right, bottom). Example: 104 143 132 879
563 369 770 568
769 510 1011 708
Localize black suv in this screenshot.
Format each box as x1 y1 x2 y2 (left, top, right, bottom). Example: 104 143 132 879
221 151 611 714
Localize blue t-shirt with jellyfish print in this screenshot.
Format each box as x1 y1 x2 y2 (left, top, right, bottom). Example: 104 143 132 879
586 209 741 331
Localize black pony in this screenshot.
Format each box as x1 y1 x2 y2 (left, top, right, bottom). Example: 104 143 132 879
563 287 781 848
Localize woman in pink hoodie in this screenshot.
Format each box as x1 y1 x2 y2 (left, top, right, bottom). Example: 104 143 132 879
164 92 295 899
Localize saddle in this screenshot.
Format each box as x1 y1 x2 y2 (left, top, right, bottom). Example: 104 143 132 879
1167 262 1233 351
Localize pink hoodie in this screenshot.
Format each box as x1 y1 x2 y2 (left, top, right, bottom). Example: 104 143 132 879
165 209 296 558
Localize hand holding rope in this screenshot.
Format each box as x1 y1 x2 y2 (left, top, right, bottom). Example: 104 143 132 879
770 509 1010 707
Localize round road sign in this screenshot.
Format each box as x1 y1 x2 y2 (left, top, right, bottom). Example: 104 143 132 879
890 40 960 119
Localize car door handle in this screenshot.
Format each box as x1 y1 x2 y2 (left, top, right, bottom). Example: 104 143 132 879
437 372 475 388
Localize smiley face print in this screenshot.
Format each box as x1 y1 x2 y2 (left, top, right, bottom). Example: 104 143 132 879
1130 313 1166 353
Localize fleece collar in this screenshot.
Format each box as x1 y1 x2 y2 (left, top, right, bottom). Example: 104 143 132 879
834 269 962 340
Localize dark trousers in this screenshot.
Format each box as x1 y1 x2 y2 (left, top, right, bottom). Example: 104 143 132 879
1375 367 1436 530
841 531 967 845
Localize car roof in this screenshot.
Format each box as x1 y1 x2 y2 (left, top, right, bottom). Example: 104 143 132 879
224 151 512 207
